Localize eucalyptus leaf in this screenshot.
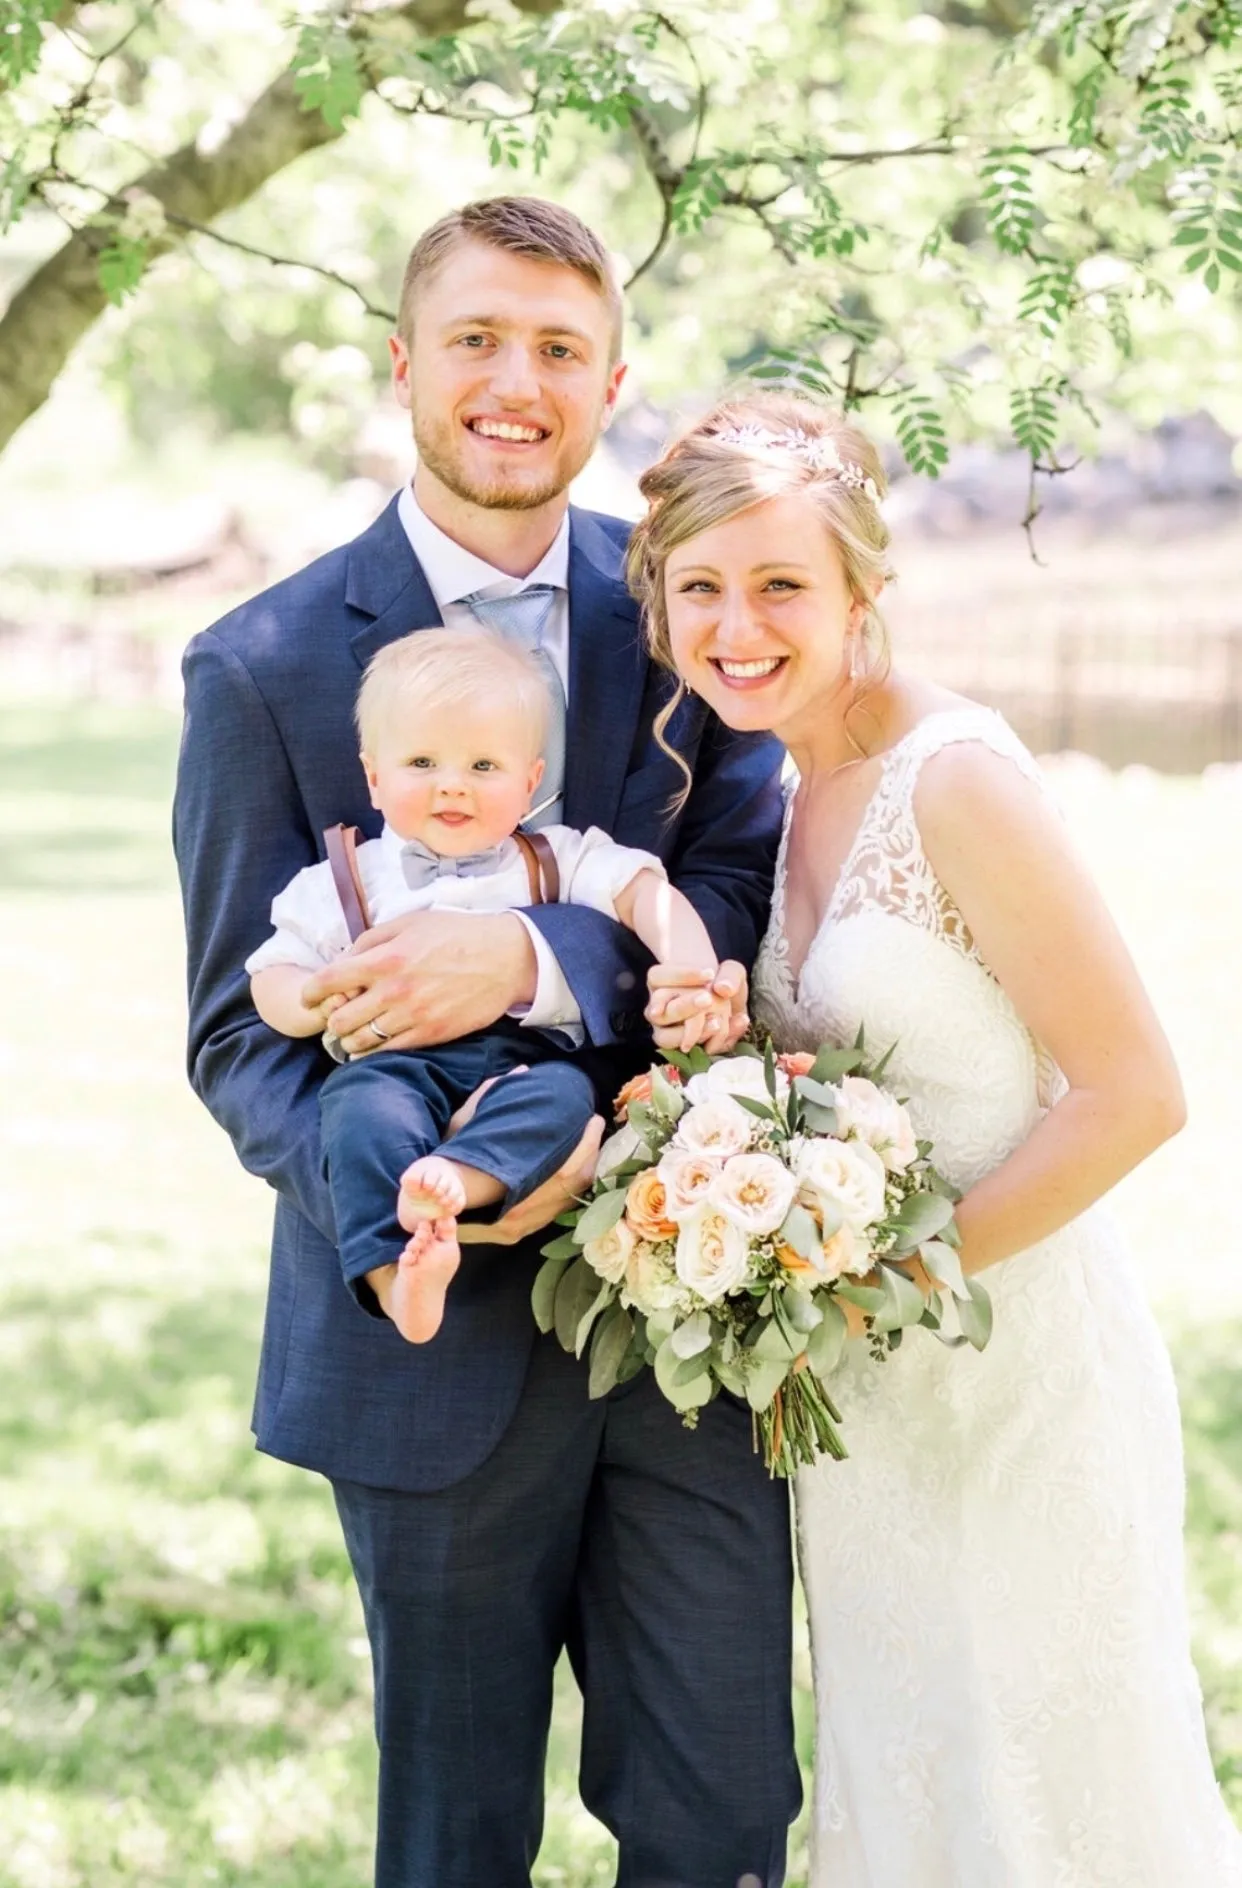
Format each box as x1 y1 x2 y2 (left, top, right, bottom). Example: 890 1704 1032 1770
744 1353 791 1411
871 1263 928 1333
627 1099 659 1143
779 1202 821 1260
752 1318 801 1362
800 1099 839 1135
892 1190 956 1244
531 1255 569 1334
735 1094 777 1121
687 1045 713 1074
573 1186 631 1246
662 1048 694 1076
651 1066 686 1120
781 1284 823 1333
731 1041 763 1060
921 1237 967 1299
818 1198 843 1240
806 1297 848 1378
958 1278 994 1350
793 1075 840 1110
834 1281 887 1314
654 1336 713 1410
714 1358 748 1397
553 1256 601 1353
588 1303 634 1398
670 1310 713 1359
811 1045 863 1084
540 1231 581 1261
575 1279 613 1357
764 1038 778 1097
645 1311 677 1350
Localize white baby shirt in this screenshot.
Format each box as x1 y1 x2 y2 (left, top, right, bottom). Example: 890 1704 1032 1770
244 823 666 977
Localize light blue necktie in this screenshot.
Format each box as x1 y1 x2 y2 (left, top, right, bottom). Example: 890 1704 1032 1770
462 584 564 830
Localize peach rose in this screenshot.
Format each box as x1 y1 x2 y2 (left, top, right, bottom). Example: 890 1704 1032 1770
625 1169 679 1242
777 1051 816 1078
614 1065 682 1122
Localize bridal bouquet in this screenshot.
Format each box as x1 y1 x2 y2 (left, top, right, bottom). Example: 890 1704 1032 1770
533 1036 993 1477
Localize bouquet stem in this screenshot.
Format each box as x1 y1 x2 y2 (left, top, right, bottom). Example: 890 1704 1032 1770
758 1374 849 1478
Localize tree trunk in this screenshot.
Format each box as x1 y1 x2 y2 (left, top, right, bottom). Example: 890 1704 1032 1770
0 0 559 453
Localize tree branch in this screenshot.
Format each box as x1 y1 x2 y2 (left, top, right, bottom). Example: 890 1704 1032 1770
0 0 560 453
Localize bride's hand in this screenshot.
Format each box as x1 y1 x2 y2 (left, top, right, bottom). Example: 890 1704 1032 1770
456 1114 605 1248
646 961 749 1055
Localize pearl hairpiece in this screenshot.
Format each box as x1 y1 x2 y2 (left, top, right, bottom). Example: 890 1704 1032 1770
709 422 880 503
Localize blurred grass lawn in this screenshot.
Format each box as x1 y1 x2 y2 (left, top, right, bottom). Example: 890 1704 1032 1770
0 702 1239 1887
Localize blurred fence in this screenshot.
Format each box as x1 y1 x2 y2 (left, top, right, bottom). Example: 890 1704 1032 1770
901 622 1242 771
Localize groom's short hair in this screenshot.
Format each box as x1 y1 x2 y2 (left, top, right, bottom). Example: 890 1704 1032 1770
397 196 623 362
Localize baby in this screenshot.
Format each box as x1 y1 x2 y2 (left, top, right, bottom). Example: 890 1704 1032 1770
246 626 733 1347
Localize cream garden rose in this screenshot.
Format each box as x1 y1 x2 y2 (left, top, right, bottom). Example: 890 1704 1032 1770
656 1147 722 1221
673 1097 753 1160
710 1152 797 1237
622 1238 688 1315
674 1207 752 1302
835 1076 919 1171
685 1056 789 1108
794 1136 888 1231
583 1215 636 1285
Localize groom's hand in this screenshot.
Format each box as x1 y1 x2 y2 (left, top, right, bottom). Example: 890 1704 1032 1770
647 960 750 1055
302 911 537 1056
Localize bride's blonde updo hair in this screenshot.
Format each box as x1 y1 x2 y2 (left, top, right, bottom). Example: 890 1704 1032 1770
626 391 894 797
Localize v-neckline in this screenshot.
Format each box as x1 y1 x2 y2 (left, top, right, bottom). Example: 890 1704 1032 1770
772 712 957 995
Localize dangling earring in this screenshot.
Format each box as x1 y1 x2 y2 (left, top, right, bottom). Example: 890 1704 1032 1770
848 633 860 685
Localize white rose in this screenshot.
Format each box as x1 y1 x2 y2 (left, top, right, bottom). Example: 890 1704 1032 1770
674 1097 754 1160
795 1136 887 1231
622 1239 688 1315
709 1152 797 1237
583 1215 635 1285
656 1147 723 1221
594 1122 645 1181
674 1208 753 1303
835 1076 919 1172
685 1056 789 1108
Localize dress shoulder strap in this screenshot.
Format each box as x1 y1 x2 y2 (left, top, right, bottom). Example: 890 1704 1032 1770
881 707 1046 816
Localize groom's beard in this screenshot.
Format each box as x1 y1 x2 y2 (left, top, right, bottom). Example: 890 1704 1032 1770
410 407 603 514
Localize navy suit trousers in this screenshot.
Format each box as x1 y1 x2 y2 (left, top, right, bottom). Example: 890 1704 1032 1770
333 1333 800 1888
319 1023 597 1305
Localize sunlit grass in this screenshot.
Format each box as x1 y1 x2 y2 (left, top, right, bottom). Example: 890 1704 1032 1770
0 704 1238 1885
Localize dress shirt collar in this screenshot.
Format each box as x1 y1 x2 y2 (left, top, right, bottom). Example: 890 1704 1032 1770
397 483 570 609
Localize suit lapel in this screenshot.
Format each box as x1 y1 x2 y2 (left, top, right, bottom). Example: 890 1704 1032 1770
564 508 645 834
346 496 443 670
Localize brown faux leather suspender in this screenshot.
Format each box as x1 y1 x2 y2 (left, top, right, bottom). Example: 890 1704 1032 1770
322 824 558 940
323 824 372 943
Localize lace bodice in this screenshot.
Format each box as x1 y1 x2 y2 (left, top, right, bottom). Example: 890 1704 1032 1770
753 707 1242 1887
754 707 1063 1187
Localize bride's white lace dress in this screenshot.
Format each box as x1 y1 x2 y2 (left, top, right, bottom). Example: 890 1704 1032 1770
752 707 1241 1888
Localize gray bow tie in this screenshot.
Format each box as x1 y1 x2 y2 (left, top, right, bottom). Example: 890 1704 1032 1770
399 836 506 891
462 584 565 830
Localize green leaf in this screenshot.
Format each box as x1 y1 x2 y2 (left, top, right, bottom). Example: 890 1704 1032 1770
894 393 949 479
654 1336 713 1410
98 235 148 307
871 1263 928 1333
957 1277 993 1350
920 1238 967 1299
588 1304 635 1399
541 1231 581 1261
532 1255 570 1334
573 1187 630 1246
575 1278 614 1357
981 148 1036 255
778 1202 821 1261
806 1297 848 1378
811 1046 863 1084
291 24 365 130
662 1049 693 1076
651 1066 685 1119
554 1256 601 1354
752 1318 802 1362
834 1281 886 1314
764 1038 778 1097
1010 385 1059 460
735 1094 777 1121
627 1099 659 1143
780 1285 823 1334
744 1354 791 1412
793 1075 840 1111
889 1191 956 1252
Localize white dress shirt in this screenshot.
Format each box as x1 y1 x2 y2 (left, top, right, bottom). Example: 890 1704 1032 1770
395 485 582 1032
244 823 664 979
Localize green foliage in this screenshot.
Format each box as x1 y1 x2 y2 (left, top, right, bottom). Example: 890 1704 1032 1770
2 0 1241 477
0 0 58 89
1010 383 1060 459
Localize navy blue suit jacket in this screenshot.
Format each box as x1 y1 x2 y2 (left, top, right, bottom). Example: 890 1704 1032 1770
173 496 783 1492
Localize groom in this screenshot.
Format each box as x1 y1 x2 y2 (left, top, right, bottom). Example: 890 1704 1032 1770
174 195 799 1886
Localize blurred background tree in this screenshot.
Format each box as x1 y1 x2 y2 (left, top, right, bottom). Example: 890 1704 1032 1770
1 0 1239 508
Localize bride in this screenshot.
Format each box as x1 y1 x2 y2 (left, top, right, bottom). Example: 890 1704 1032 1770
627 392 1242 1886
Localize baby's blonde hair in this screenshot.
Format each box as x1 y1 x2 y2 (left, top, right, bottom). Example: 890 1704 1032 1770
627 391 894 801
355 626 552 757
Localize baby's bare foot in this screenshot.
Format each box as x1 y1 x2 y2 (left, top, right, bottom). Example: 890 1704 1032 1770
388 1217 461 1344
399 1155 468 1232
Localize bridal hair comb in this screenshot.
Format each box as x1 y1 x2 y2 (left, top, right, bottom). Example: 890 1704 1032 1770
707 423 881 503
